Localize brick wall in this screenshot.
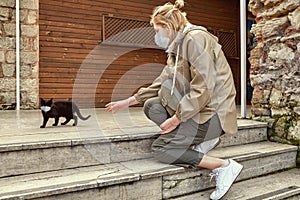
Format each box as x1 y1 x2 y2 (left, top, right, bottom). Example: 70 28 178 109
0 0 39 109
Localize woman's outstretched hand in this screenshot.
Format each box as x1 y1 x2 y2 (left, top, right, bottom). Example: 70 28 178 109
105 96 138 113
160 115 181 134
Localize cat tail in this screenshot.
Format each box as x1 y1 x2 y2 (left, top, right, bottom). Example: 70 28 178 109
72 103 91 120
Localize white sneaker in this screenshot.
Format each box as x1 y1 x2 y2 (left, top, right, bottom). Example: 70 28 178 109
194 138 221 154
209 159 243 200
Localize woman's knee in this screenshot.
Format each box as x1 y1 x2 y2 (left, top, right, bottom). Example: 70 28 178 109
143 98 168 125
151 137 163 153
151 143 170 163
144 98 162 113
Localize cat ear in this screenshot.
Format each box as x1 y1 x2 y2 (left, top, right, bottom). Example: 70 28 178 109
40 98 44 103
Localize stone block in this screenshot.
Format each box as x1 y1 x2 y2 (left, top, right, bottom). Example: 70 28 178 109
251 73 273 86
0 77 15 90
163 169 214 199
31 64 38 77
0 0 15 7
252 87 264 99
269 88 283 107
3 23 15 36
20 0 38 10
20 38 39 51
294 107 300 115
288 7 300 29
20 38 30 51
21 25 38 37
248 57 260 68
2 63 15 77
249 46 262 58
0 7 10 21
11 9 26 23
0 37 15 49
291 94 300 102
6 50 15 63
110 139 153 162
0 144 110 178
262 16 289 39
241 150 297 178
27 10 37 24
252 87 270 104
249 0 264 16
271 107 291 116
162 145 297 199
0 50 4 63
20 78 38 91
20 51 38 64
259 0 300 18
20 64 30 77
287 120 300 141
251 107 271 116
0 91 15 104
268 43 294 61
32 38 38 51
25 91 38 105
273 116 291 137
219 126 267 147
261 0 282 7
37 178 162 200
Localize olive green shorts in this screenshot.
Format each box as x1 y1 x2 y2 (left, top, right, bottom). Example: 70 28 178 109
143 97 222 168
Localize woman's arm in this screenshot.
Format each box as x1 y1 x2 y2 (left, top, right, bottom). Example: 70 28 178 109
105 96 139 113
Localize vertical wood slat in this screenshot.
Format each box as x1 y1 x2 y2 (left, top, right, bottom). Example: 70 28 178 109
39 0 240 107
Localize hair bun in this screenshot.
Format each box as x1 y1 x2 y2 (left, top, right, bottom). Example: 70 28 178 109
174 0 184 9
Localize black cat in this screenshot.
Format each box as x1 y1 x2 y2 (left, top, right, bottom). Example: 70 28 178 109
40 98 91 128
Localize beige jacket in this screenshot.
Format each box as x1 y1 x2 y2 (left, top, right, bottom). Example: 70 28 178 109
134 24 237 134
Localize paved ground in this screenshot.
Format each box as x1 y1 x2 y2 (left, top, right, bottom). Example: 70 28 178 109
0 107 161 146
0 106 252 146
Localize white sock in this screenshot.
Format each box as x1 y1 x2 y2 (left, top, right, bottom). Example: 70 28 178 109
222 159 230 167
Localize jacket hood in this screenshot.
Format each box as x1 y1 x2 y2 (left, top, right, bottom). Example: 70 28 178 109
166 23 219 54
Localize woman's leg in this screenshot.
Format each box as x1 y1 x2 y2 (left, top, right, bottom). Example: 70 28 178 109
143 97 169 126
149 110 243 200
199 155 227 169
194 114 223 154
151 117 209 168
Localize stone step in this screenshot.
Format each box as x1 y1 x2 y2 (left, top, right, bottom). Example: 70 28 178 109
0 141 296 200
0 119 267 178
172 168 300 200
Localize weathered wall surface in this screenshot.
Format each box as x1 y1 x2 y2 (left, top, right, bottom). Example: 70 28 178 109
0 0 39 109
249 0 300 162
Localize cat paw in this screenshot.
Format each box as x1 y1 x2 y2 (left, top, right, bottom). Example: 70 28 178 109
72 123 77 126
40 125 45 128
61 123 66 125
52 124 58 126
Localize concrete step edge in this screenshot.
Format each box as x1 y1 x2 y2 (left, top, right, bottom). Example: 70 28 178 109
0 119 267 153
0 141 296 200
171 168 300 200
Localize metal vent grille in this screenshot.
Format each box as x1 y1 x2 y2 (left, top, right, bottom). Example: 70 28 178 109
217 30 237 57
102 15 238 57
102 15 156 48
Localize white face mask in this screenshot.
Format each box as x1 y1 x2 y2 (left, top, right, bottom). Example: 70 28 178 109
40 106 51 112
155 30 169 49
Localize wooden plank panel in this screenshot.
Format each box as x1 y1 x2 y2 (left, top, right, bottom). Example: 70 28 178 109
39 0 240 107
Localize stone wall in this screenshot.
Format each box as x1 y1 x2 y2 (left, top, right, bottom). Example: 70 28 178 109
0 0 39 109
248 0 300 163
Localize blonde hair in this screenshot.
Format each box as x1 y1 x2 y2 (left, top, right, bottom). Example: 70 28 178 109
150 0 188 32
